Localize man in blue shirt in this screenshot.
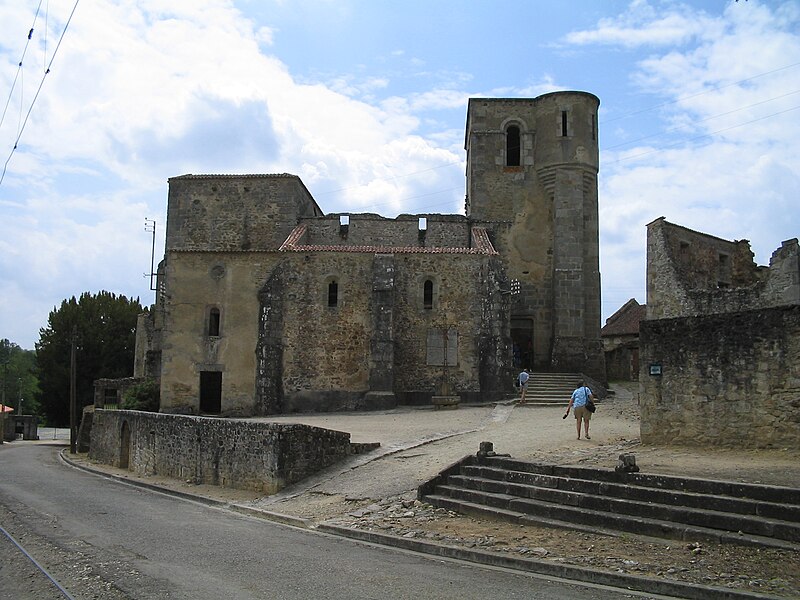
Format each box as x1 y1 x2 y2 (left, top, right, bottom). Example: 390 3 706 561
518 369 529 404
565 381 594 440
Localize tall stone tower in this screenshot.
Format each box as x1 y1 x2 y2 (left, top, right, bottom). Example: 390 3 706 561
465 92 604 381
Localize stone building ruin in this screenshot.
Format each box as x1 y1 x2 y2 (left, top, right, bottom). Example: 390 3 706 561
640 217 800 448
134 92 605 416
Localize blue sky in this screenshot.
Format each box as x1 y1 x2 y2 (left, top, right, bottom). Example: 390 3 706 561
1 0 798 350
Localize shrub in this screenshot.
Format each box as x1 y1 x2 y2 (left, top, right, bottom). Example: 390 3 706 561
121 379 160 412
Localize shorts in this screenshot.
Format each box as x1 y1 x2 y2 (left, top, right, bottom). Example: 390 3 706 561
574 405 591 421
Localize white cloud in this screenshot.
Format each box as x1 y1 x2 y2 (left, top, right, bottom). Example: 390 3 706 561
575 1 800 316
0 0 468 347
564 0 719 48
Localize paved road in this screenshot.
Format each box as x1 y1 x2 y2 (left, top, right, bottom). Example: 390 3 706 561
0 443 653 600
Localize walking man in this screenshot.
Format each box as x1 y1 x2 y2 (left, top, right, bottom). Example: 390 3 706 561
565 381 593 440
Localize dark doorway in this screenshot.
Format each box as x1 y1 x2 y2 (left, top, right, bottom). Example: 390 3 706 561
119 421 131 469
511 318 534 370
199 371 222 414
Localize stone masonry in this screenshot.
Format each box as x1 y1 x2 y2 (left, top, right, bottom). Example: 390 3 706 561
641 218 800 448
134 93 606 417
88 409 354 494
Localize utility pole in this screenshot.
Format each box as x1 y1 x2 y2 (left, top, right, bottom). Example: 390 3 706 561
70 325 77 454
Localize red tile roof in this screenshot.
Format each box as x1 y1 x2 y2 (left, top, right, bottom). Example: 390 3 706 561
601 299 647 337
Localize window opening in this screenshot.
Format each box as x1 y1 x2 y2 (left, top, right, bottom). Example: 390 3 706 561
418 217 427 231
423 279 433 309
506 125 521 166
561 111 568 137
328 280 339 307
208 307 220 336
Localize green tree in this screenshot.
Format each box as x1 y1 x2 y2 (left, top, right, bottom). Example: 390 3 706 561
0 339 40 417
36 292 143 426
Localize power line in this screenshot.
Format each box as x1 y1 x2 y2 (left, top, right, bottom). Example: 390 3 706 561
0 1 44 132
0 0 80 187
603 104 800 166
600 60 800 125
603 88 800 152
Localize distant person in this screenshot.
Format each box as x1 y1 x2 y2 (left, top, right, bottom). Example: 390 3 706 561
565 381 593 440
517 369 529 403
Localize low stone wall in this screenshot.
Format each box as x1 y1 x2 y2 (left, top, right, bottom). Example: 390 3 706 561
640 305 800 449
89 410 354 493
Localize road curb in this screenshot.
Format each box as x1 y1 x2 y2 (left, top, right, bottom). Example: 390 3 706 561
59 450 782 600
316 524 781 600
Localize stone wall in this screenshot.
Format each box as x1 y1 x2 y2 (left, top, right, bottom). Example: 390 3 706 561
639 305 800 449
88 409 354 493
302 214 471 249
159 252 284 414
464 93 604 380
646 218 800 319
166 174 322 252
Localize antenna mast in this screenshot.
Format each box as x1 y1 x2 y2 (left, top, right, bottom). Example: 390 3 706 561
144 218 157 293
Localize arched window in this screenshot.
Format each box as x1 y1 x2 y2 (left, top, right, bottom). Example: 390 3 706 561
327 280 339 307
506 125 521 166
208 307 220 336
423 279 434 309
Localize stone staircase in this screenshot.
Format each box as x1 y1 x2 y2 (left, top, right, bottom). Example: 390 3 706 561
419 455 800 551
519 372 582 405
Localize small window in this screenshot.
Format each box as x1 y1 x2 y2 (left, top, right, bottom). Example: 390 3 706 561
591 113 597 140
423 279 434 310
208 307 220 336
561 111 568 137
506 125 521 166
327 280 339 307
418 217 427 231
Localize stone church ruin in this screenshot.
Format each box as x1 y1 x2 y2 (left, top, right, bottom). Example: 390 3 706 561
133 92 605 416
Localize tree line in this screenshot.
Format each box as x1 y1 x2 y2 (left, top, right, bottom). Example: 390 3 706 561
2 291 144 427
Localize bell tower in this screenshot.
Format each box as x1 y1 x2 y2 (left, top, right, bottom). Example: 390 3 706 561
465 92 604 381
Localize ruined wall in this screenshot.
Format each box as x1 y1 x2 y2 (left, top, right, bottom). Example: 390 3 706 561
646 218 800 319
89 410 353 493
278 252 373 412
159 252 283 415
392 253 509 404
639 306 800 449
166 174 322 252
302 214 471 249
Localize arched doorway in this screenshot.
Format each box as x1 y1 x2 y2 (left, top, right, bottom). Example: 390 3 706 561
119 420 131 469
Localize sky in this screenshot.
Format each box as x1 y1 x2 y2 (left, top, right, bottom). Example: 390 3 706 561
1 0 798 350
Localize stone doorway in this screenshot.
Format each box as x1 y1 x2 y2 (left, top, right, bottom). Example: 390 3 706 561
511 318 534 370
199 371 222 414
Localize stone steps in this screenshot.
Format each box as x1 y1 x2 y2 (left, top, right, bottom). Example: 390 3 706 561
519 372 586 405
419 455 800 550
